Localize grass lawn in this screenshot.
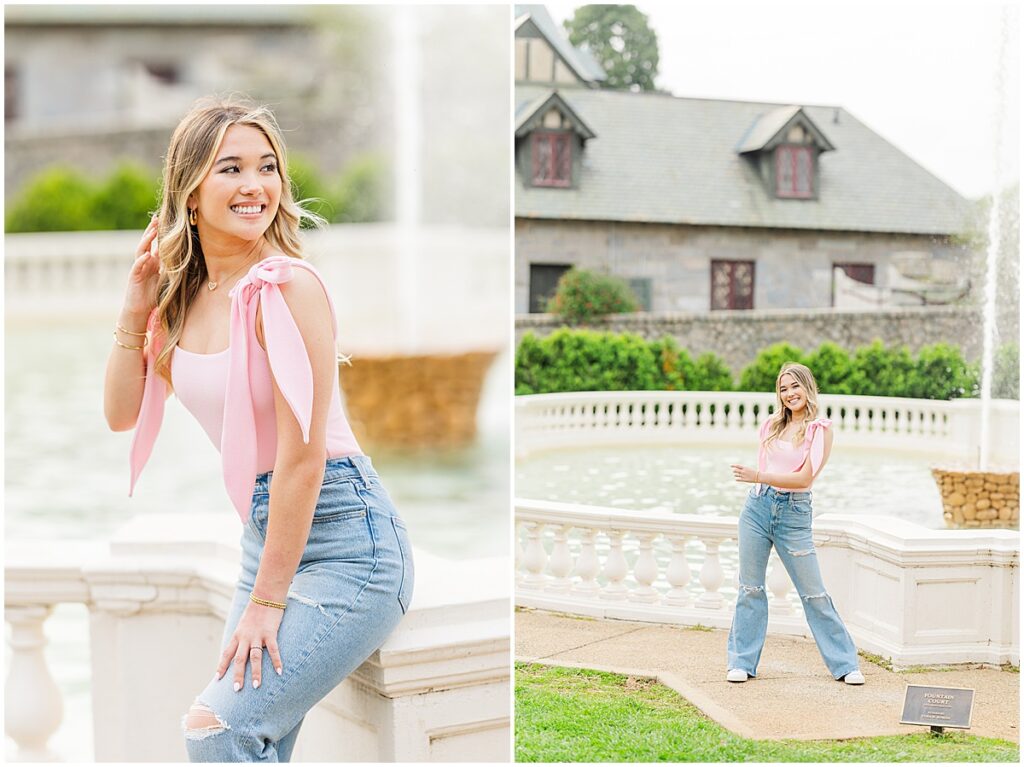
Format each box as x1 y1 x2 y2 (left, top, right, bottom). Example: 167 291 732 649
515 663 1020 763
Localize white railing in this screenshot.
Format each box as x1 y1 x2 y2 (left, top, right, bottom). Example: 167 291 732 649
5 515 510 762
515 498 1019 668
516 391 1020 468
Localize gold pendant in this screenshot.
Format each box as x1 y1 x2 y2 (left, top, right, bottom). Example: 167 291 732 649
207 281 218 291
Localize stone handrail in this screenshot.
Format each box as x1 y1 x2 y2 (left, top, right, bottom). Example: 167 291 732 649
5 515 510 762
515 497 1019 668
515 391 1019 468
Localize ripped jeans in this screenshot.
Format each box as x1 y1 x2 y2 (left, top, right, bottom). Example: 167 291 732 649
726 486 859 680
183 455 413 762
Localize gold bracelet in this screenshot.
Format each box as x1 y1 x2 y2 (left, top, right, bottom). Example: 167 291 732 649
116 322 148 337
249 593 287 610
112 330 146 351
755 471 760 483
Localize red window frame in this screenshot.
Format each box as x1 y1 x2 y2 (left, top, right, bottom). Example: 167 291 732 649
531 131 572 187
775 145 814 198
710 259 755 310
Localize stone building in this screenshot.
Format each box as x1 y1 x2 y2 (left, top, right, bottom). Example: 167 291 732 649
514 5 975 314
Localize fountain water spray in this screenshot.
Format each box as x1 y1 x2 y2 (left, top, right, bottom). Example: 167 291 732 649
978 5 1011 472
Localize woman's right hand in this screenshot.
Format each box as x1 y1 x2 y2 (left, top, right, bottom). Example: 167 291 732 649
123 214 162 319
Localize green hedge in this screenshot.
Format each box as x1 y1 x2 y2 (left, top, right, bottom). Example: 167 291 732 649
546 268 638 325
6 153 387 233
516 330 990 400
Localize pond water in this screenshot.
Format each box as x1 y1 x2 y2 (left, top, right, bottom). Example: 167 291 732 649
516 443 946 529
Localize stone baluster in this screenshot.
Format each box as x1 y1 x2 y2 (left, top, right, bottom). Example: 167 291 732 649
572 527 601 597
766 552 794 615
696 537 725 609
5 605 64 762
521 521 548 590
663 535 691 606
514 522 526 586
629 533 658 603
599 530 628 601
545 525 574 594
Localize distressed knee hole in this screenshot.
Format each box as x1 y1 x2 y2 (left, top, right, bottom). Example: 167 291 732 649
739 584 764 594
787 548 815 557
801 591 829 601
183 702 230 740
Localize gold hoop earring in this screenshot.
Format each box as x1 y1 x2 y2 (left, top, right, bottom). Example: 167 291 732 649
188 208 197 226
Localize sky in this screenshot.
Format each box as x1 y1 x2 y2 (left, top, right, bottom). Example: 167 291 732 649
542 1 1020 201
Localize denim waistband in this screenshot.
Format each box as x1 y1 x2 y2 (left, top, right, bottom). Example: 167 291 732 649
253 454 376 493
758 486 811 500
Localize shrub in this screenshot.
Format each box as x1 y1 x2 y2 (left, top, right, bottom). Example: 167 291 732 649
846 340 915 397
992 342 1019 400
91 162 160 231
546 268 639 325
906 343 980 400
648 336 694 390
515 328 660 394
331 153 387 223
691 352 734 391
737 343 805 393
6 167 98 232
288 152 335 227
804 342 854 395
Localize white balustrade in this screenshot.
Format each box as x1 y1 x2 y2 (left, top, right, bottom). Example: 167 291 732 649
767 553 795 615
4 605 64 762
516 391 1018 467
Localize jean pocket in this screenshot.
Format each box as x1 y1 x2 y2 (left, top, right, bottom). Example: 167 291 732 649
392 517 414 614
311 480 369 524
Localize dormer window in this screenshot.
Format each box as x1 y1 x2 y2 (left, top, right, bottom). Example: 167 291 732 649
776 145 813 198
532 131 572 187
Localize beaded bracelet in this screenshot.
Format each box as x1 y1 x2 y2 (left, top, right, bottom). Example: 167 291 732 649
249 593 287 610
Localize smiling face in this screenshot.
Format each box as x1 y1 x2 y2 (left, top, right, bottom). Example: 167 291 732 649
778 372 807 417
189 123 282 246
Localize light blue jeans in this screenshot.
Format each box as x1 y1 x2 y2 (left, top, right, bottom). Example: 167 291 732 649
726 486 859 680
184 455 413 762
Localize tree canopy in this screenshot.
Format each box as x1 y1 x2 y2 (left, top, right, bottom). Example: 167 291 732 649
564 5 659 92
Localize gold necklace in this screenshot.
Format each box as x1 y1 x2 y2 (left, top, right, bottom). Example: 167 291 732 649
207 241 264 291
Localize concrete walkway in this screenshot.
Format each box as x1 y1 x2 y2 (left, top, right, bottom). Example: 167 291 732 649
516 609 1019 743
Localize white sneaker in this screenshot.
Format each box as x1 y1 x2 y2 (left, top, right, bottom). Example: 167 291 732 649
843 670 865 685
726 668 749 683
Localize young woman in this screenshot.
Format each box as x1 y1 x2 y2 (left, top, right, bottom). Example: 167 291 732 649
726 363 863 685
103 98 414 761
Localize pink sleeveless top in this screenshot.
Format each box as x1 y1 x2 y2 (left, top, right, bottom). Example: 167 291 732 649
128 256 362 522
755 417 832 493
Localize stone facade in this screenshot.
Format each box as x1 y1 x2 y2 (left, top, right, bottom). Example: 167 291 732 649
515 218 969 313
515 306 984 374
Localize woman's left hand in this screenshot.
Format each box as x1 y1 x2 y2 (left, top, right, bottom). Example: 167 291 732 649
731 464 758 483
215 601 285 691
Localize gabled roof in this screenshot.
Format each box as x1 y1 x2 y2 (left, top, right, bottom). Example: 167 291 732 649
515 4 607 85
515 90 596 141
515 85 972 236
736 105 836 154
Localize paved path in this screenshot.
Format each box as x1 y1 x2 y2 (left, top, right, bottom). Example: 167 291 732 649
516 609 1019 743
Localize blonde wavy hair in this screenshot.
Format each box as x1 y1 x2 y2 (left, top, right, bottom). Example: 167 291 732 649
151 96 325 386
763 362 820 448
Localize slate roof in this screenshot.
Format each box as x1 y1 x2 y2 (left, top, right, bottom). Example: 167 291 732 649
515 85 972 236
736 105 835 154
515 4 606 85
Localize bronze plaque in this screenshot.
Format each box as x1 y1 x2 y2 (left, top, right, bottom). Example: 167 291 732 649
900 684 975 730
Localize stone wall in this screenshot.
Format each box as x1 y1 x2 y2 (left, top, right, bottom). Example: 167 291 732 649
515 306 985 374
515 218 969 313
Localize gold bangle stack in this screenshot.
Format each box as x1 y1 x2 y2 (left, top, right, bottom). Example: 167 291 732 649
113 322 148 351
249 593 287 610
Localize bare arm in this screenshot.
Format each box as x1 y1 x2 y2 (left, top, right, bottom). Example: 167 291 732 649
104 216 169 430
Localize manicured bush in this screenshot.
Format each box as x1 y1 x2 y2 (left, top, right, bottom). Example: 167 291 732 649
90 162 160 231
804 341 854 395
691 352 734 391
906 343 980 400
992 342 1019 400
515 329 661 394
845 340 915 397
737 343 805 393
6 167 100 232
546 268 639 325
288 152 335 227
648 336 694 391
331 153 388 223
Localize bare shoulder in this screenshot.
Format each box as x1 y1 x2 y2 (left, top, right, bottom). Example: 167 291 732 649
279 265 329 316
